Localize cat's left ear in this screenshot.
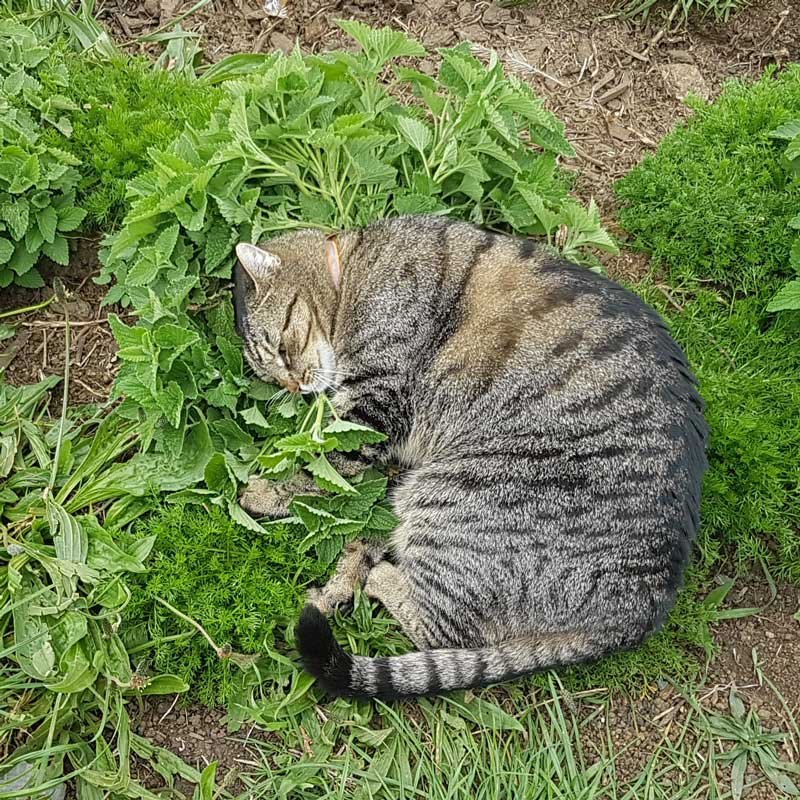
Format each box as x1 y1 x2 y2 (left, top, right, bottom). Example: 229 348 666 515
235 243 281 283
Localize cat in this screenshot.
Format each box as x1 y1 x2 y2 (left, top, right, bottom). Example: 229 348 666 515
233 215 708 699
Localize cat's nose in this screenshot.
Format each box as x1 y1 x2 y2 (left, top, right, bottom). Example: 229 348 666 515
284 377 300 393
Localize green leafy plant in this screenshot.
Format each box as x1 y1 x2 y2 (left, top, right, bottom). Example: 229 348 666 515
1 0 119 57
0 21 86 287
767 119 800 312
0 376 210 798
616 65 800 297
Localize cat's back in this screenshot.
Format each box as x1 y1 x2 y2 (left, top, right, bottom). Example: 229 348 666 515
353 216 706 476
356 215 693 407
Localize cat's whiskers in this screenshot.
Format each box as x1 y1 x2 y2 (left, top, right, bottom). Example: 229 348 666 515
311 371 343 395
265 387 289 408
315 367 356 379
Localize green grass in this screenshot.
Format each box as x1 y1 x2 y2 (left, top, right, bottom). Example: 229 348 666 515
236 677 800 799
618 0 744 21
631 284 800 578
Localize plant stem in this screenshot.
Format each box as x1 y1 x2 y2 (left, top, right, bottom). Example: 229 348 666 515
49 279 70 493
154 595 224 657
0 294 56 320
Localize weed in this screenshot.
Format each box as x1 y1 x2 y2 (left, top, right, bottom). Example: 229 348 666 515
0 375 210 797
619 0 744 22
690 688 800 796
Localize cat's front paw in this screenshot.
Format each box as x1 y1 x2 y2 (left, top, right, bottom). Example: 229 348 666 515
238 478 294 518
240 472 322 517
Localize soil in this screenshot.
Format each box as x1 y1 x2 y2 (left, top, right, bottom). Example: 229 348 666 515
3 0 800 796
580 579 800 798
0 237 120 405
131 700 269 795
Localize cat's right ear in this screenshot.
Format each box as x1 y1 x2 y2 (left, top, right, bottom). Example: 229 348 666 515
235 243 281 284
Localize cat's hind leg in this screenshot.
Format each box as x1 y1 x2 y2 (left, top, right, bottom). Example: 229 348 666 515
307 539 386 615
364 561 430 649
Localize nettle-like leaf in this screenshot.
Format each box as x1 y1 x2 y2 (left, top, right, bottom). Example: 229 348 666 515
0 25 85 285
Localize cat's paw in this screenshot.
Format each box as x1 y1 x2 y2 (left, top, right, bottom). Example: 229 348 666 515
239 472 321 517
306 587 335 616
238 478 294 518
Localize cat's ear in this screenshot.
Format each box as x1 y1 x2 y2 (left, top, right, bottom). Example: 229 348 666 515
235 243 281 283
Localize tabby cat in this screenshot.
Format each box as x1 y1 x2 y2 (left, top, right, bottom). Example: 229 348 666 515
234 216 707 699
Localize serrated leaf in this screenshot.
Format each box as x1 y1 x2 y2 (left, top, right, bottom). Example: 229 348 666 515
0 237 13 264
42 235 69 265
36 205 58 243
322 418 386 451
56 205 86 232
1 198 29 239
307 454 357 495
337 20 425 67
240 405 270 430
396 116 432 154
156 381 184 428
126 256 160 287
770 120 800 141
766 279 800 312
154 323 199 351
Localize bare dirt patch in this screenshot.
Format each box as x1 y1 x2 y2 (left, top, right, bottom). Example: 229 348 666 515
0 238 119 405
131 700 268 795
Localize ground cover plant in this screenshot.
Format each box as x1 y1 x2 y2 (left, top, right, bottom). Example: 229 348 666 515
0 13 221 289
0 374 212 797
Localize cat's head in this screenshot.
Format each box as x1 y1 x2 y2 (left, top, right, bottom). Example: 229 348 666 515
233 230 340 395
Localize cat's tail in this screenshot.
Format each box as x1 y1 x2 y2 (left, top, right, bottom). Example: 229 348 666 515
295 604 604 699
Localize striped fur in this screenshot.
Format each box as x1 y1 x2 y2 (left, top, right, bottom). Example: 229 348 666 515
234 216 708 698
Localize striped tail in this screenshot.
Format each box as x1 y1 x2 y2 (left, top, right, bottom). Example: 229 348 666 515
295 604 603 699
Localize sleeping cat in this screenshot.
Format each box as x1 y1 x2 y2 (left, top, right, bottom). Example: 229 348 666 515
234 215 707 699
